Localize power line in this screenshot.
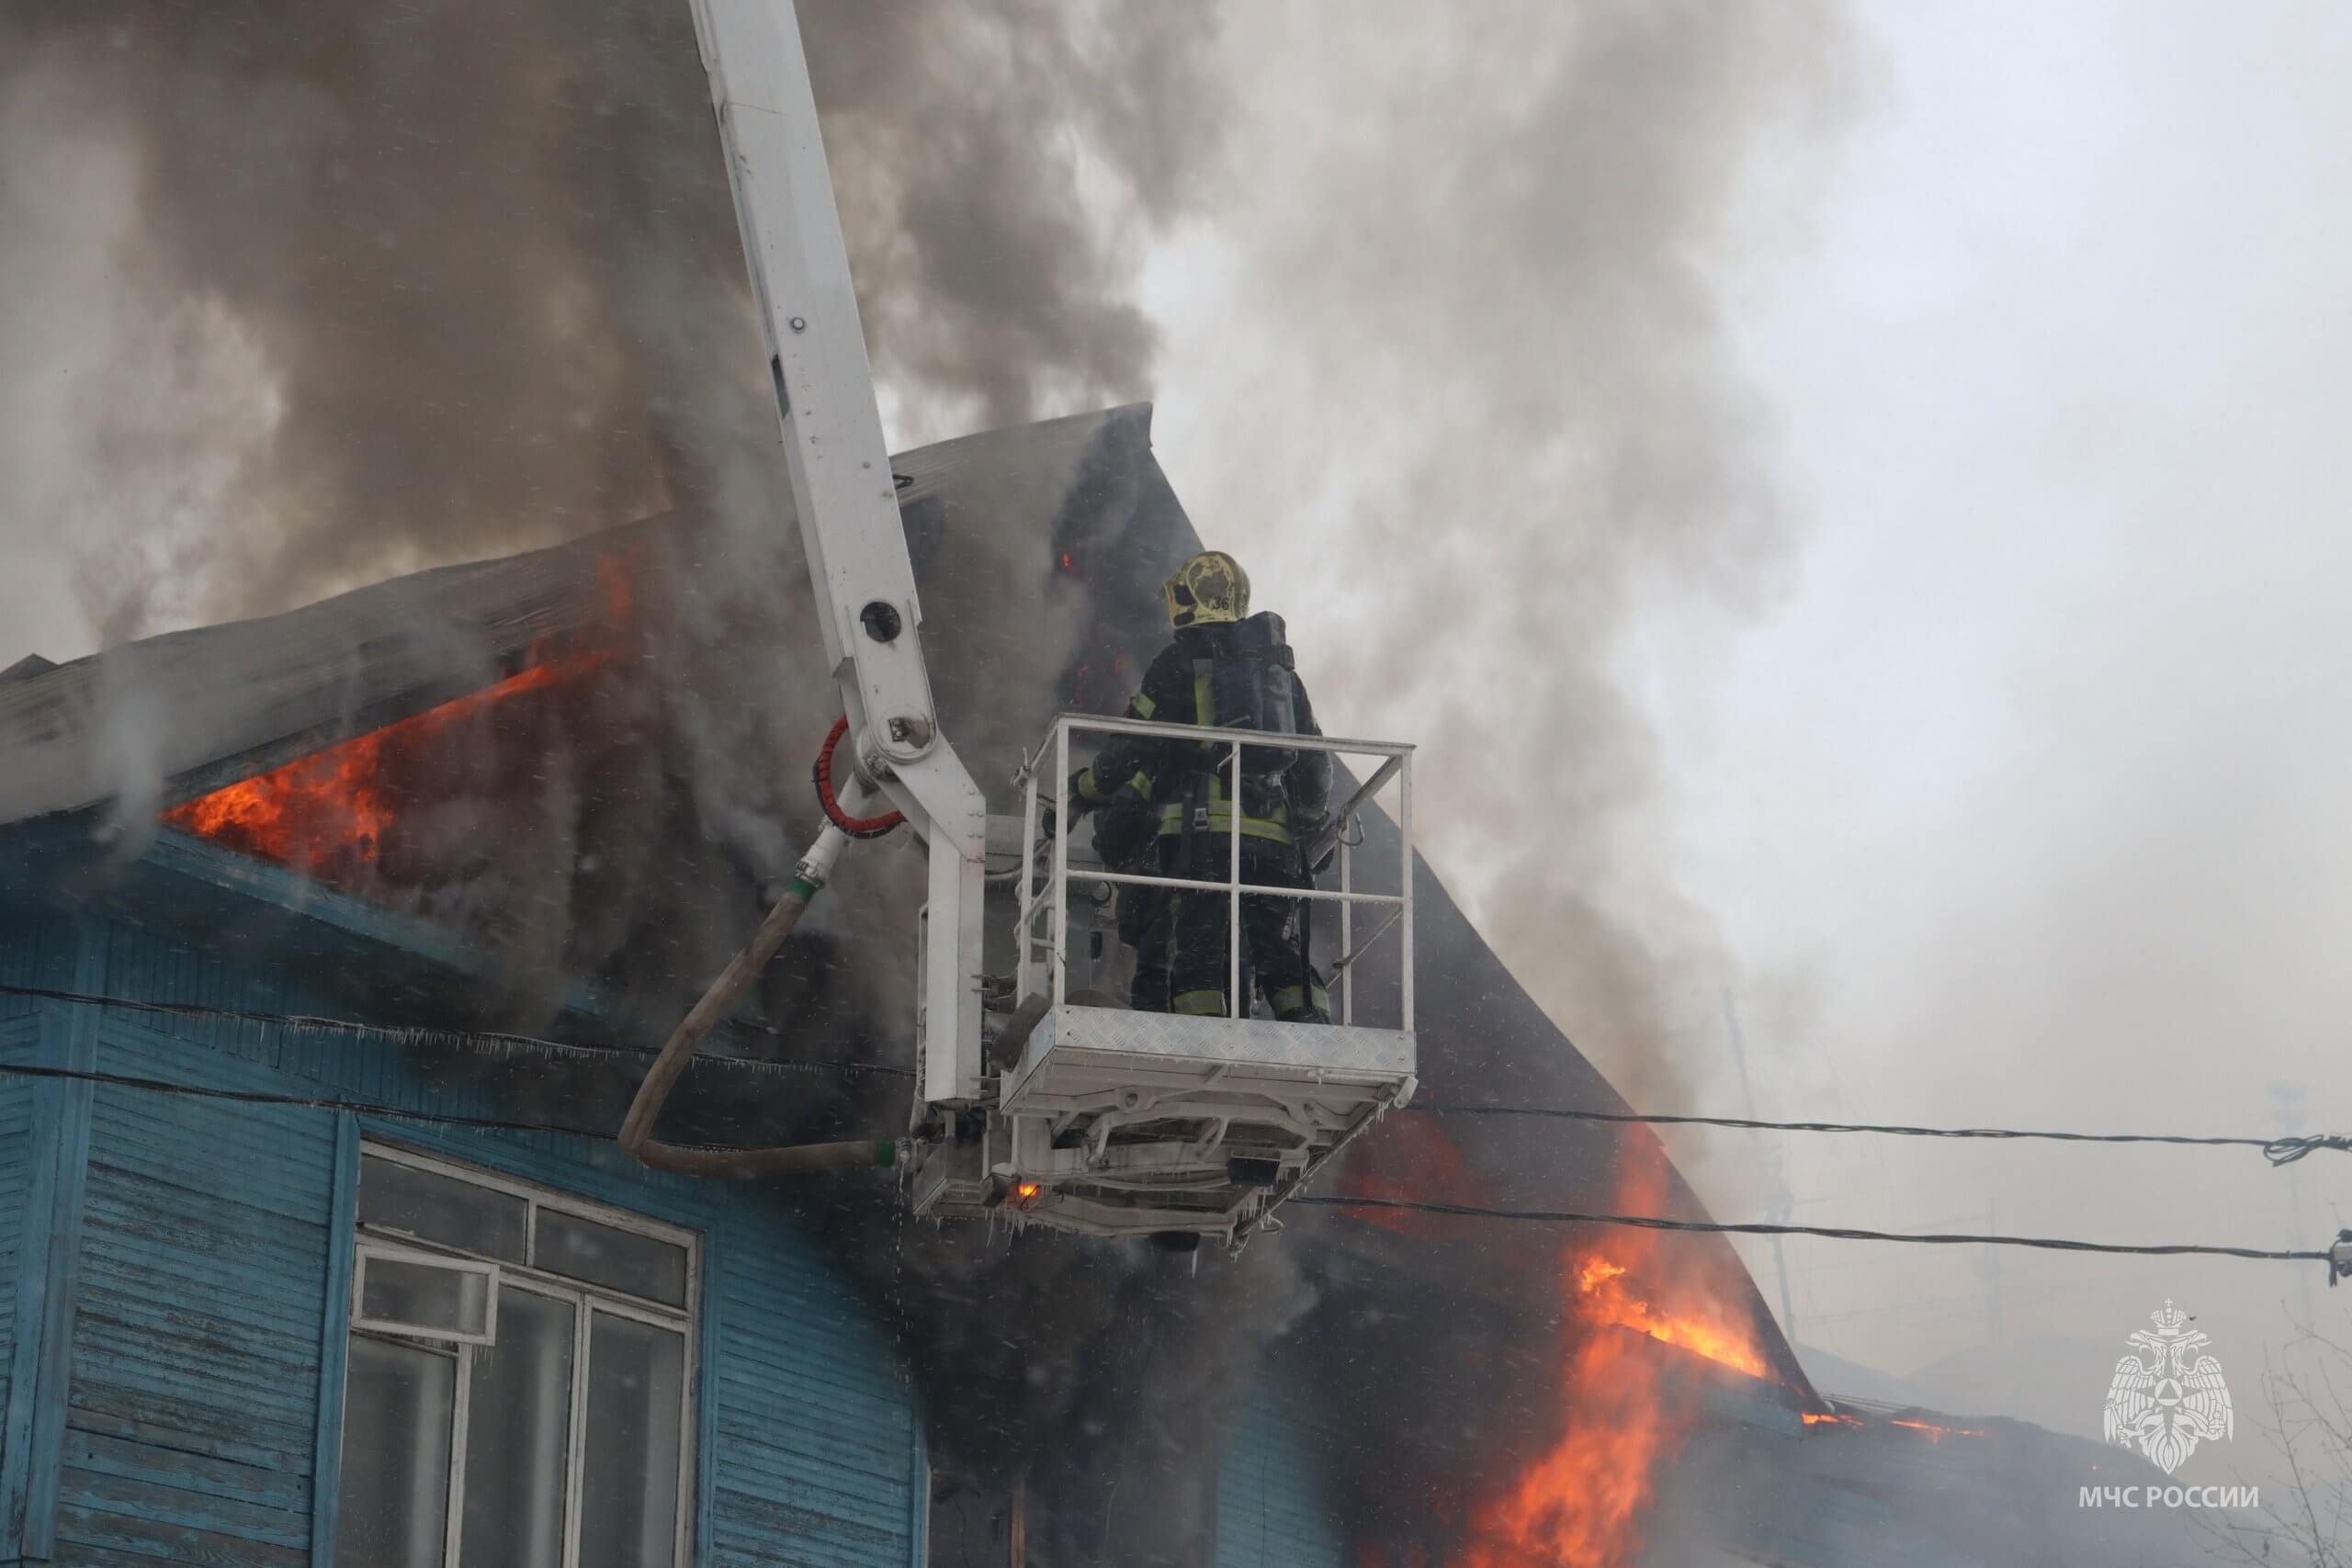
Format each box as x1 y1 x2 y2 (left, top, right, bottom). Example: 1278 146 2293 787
0 1058 617 1140
1292 1195 2331 1267
6 1057 2337 1271
9 980 2342 1171
0 982 910 1079
1406 1101 2351 1168
0 1058 857 1160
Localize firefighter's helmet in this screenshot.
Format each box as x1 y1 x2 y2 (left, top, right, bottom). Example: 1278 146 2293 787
1163 551 1250 629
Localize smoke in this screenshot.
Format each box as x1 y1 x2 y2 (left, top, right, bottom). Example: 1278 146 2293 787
0 0 1222 649
813 5 1218 443
1156 3 1855 1163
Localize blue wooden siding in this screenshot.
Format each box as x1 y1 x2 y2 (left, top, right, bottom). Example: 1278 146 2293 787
0 1009 38 1424
0 914 70 1443
1215 1382 1345 1568
1 916 102 1562
63 1063 332 1564
309 1118 359 1565
0 908 924 1568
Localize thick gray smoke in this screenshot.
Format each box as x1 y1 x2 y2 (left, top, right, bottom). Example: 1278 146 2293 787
0 0 1220 646
1163 3 1855 1160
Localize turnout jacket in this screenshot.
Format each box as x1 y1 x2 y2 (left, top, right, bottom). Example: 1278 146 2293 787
1074 620 1332 847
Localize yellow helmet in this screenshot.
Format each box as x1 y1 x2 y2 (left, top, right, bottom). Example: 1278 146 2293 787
1163 550 1250 629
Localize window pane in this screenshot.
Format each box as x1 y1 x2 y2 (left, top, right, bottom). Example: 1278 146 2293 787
579 1314 686 1568
361 1256 492 1338
361 1156 527 1261
336 1335 455 1568
537 1209 688 1307
460 1288 576 1568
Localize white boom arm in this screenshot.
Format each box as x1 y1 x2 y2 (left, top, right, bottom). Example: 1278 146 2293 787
688 0 987 1105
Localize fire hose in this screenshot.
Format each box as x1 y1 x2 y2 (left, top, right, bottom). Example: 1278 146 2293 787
617 720 907 1178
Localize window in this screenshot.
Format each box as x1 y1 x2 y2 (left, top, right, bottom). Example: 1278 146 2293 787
335 1145 698 1568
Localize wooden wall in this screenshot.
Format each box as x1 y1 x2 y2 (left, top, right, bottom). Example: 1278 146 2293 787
0 908 926 1567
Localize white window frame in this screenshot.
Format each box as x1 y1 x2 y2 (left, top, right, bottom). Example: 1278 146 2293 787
343 1142 701 1568
351 1241 502 1345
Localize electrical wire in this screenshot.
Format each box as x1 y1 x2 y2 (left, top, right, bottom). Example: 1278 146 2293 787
13 1044 2321 1268
0 1059 867 1161
0 1058 617 1139
11 982 2340 1165
0 1055 2336 1270
1405 1101 2352 1168
1292 1195 2331 1265
0 982 911 1079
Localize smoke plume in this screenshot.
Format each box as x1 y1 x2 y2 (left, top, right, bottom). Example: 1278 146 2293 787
1157 3 1855 1171
0 0 1222 647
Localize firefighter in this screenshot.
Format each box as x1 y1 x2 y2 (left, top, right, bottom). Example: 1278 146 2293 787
1063 551 1332 1022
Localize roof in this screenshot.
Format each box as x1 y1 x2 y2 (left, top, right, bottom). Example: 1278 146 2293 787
0 404 1134 829
0 400 1817 1443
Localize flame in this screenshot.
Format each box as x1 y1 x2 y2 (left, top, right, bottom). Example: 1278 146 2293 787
1455 1156 1776 1567
161 652 603 878
162 550 639 881
1573 1256 1771 1381
1797 1410 1981 1441
1458 1315 1675 1567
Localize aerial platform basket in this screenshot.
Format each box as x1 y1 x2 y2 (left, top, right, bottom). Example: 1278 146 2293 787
912 713 1418 1246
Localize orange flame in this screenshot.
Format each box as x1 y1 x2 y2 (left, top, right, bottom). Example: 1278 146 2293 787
1574 1256 1771 1381
1798 1410 1981 1441
160 653 603 878
161 550 641 881
1456 1157 1776 1567
1458 1320 1673 1568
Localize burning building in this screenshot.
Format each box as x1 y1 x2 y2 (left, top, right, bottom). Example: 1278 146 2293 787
0 405 2191 1566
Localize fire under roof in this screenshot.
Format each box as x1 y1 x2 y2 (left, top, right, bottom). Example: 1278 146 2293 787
0 399 1815 1396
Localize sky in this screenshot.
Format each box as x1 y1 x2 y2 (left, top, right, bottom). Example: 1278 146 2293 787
6 0 2351 1450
